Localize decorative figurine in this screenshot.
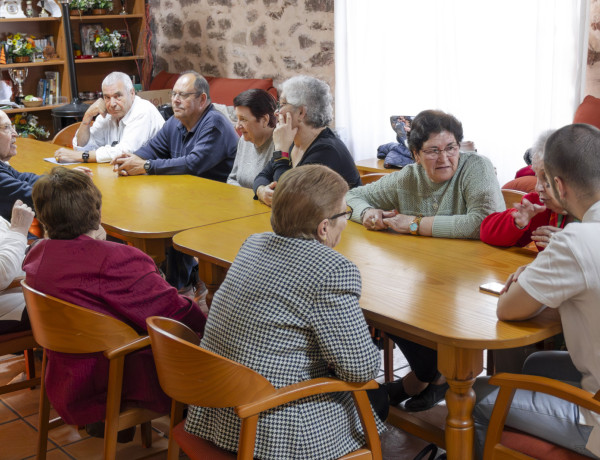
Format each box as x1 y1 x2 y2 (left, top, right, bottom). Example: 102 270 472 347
38 0 48 16
25 0 33 16
0 48 5 65
0 0 26 17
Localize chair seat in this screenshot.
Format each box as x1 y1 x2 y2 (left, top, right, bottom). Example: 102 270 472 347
502 428 589 460
172 421 236 459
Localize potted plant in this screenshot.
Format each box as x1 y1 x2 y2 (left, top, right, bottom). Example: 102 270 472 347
69 0 91 15
91 0 113 14
93 29 121 57
2 34 41 63
12 114 50 139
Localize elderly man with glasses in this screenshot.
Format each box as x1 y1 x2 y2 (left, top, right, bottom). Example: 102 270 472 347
54 71 165 164
111 71 238 298
112 71 237 181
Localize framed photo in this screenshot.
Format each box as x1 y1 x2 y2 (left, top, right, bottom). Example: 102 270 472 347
116 30 133 56
79 23 103 57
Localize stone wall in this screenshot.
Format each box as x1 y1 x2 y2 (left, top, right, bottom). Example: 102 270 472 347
148 0 335 94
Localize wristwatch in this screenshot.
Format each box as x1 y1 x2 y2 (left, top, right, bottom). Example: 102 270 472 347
81 151 89 163
409 215 423 235
273 150 290 163
143 159 151 173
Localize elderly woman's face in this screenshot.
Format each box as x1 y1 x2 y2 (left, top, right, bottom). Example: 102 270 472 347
414 130 460 183
235 106 272 147
532 154 564 214
275 92 301 128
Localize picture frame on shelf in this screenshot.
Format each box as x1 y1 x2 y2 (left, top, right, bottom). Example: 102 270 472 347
115 30 133 56
79 23 103 57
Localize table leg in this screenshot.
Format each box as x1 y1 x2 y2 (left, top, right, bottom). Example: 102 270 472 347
131 238 169 266
197 260 228 306
437 344 483 460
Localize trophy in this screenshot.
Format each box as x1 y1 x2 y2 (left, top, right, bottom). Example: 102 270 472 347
119 0 126 14
8 68 28 105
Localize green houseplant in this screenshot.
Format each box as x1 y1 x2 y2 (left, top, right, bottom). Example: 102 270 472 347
94 29 121 56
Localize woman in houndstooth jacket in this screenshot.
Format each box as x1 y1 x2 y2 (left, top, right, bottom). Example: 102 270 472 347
185 164 386 459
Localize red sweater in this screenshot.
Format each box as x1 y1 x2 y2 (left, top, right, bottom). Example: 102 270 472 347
480 192 565 251
23 235 207 425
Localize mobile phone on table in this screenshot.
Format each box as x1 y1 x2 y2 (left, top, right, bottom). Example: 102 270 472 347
479 281 505 296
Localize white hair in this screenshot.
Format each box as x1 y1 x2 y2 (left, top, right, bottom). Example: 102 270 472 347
280 75 333 128
102 72 134 92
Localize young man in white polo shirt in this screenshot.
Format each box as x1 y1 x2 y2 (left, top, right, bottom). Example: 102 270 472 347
473 123 600 459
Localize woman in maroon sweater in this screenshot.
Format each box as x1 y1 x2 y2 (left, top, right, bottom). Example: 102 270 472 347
23 167 207 440
481 142 573 251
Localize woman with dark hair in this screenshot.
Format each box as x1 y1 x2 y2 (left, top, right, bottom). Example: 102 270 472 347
227 89 277 188
22 167 206 440
253 75 361 206
186 164 386 459
347 109 504 412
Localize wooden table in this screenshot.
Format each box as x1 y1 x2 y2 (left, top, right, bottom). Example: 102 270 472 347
11 138 270 263
173 214 562 460
355 157 389 175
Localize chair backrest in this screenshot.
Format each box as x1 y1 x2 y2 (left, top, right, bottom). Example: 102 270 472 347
147 316 275 408
51 122 81 148
360 173 387 185
501 188 527 210
22 281 141 354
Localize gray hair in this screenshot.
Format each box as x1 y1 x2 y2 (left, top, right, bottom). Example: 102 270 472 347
280 76 333 128
102 72 134 92
530 129 555 164
181 70 211 101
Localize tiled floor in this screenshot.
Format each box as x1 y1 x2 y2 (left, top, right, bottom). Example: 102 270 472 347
0 346 447 460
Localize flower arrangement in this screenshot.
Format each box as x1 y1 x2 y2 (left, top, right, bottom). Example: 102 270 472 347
69 0 91 10
3 34 41 58
94 29 121 53
12 114 50 139
92 0 113 10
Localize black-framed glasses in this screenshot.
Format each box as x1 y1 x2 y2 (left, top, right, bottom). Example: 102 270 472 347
328 205 353 221
420 143 459 160
276 100 293 111
169 91 201 101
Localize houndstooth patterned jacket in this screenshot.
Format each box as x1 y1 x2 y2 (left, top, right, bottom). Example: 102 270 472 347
185 232 383 459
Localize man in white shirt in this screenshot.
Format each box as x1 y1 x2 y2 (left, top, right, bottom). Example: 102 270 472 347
473 123 600 459
54 71 164 164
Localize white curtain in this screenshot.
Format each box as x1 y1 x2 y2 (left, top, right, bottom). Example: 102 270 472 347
335 0 589 186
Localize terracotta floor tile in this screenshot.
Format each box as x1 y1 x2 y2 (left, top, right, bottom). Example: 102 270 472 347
62 426 168 460
0 400 19 424
0 418 57 459
0 387 42 418
24 411 89 447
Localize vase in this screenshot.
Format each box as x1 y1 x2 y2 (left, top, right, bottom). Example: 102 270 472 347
70 9 81 15
92 8 107 14
13 56 31 63
98 51 112 58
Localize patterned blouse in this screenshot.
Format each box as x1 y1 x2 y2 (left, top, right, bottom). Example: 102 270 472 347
185 232 383 459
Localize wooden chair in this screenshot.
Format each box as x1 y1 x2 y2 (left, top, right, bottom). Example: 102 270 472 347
51 122 81 148
361 173 387 185
146 316 383 460
501 188 527 210
21 281 162 460
484 372 600 459
0 278 40 396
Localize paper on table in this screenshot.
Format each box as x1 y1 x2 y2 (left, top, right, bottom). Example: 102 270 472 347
44 157 80 165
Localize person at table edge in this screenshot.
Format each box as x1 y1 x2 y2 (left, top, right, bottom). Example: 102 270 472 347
253 75 361 206
473 123 600 459
0 110 92 222
53 71 164 164
111 71 237 181
346 109 504 414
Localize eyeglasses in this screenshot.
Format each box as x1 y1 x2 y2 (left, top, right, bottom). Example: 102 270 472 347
276 100 293 111
420 143 459 160
328 205 353 221
169 91 201 101
0 124 16 133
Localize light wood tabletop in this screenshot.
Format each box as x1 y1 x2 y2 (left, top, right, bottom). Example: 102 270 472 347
173 213 562 460
355 157 390 175
11 138 270 263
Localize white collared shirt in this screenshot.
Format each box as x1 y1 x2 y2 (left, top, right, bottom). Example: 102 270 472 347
73 96 165 163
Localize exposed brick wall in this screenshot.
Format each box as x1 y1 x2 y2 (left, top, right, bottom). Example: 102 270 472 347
149 0 335 96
